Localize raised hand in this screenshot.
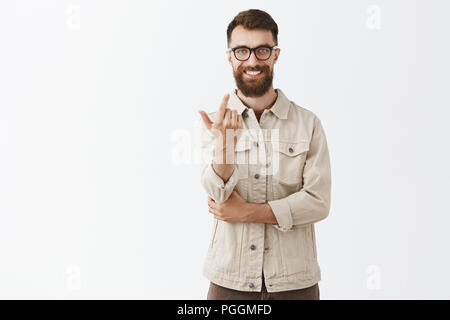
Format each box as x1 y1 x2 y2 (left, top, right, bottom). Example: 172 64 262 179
198 93 244 159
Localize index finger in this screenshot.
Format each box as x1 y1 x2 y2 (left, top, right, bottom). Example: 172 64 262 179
216 93 230 121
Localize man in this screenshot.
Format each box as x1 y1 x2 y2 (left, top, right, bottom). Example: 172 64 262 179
198 9 331 300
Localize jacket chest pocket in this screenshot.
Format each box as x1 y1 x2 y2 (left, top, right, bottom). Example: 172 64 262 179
272 141 309 186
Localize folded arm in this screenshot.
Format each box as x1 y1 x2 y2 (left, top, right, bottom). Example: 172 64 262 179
267 117 332 231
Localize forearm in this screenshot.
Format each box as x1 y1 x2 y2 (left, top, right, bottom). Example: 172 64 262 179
200 140 240 204
198 105 243 204
246 203 278 224
212 141 236 183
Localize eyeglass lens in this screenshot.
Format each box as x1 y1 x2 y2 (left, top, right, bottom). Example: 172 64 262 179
234 47 272 61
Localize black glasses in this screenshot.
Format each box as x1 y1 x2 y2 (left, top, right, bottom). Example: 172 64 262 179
227 45 279 61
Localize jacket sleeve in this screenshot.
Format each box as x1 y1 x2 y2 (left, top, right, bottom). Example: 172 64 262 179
197 116 240 204
268 117 332 231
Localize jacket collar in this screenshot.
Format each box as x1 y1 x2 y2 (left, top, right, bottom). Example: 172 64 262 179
227 88 290 119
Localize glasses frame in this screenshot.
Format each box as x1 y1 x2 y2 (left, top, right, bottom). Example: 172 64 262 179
227 45 279 61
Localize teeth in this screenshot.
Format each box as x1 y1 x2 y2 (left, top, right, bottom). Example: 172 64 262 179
246 71 261 75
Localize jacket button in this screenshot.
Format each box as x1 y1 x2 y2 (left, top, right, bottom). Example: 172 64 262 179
254 173 260 179
249 283 255 288
253 141 259 147
250 244 256 250
288 147 294 153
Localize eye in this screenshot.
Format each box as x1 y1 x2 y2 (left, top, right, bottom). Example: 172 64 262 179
236 48 249 55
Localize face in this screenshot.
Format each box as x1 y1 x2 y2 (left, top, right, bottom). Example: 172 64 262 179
228 25 280 97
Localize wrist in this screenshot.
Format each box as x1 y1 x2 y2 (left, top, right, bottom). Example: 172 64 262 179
246 203 277 224
214 143 235 164
244 203 257 222
215 139 236 153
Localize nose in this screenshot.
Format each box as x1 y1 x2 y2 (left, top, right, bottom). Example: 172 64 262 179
246 50 259 66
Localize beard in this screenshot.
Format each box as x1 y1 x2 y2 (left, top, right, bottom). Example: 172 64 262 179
233 64 273 97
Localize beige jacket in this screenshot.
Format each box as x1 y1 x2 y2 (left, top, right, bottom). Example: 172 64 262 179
198 88 331 292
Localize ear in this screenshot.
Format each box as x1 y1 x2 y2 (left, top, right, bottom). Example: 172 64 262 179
273 48 280 64
226 51 232 66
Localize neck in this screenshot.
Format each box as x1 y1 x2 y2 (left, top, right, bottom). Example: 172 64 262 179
236 85 278 116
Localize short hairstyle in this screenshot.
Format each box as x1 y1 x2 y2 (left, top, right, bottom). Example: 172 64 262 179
227 9 278 47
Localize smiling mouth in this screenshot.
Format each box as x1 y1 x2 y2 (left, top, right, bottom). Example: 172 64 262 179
244 70 263 79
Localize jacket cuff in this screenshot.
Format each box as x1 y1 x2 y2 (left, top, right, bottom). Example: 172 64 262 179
204 161 239 198
268 198 293 232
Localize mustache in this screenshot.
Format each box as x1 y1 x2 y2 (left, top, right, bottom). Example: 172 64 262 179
238 65 269 73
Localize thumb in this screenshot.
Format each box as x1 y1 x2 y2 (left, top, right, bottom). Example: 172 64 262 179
198 110 213 130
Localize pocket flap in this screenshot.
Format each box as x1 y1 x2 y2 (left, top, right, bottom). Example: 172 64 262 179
276 141 309 156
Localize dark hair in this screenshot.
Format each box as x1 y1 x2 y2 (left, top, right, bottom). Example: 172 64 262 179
227 9 278 47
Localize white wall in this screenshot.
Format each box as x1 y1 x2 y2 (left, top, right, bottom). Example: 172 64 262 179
0 0 449 299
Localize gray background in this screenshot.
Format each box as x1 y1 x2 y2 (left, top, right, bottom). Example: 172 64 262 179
0 0 449 299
